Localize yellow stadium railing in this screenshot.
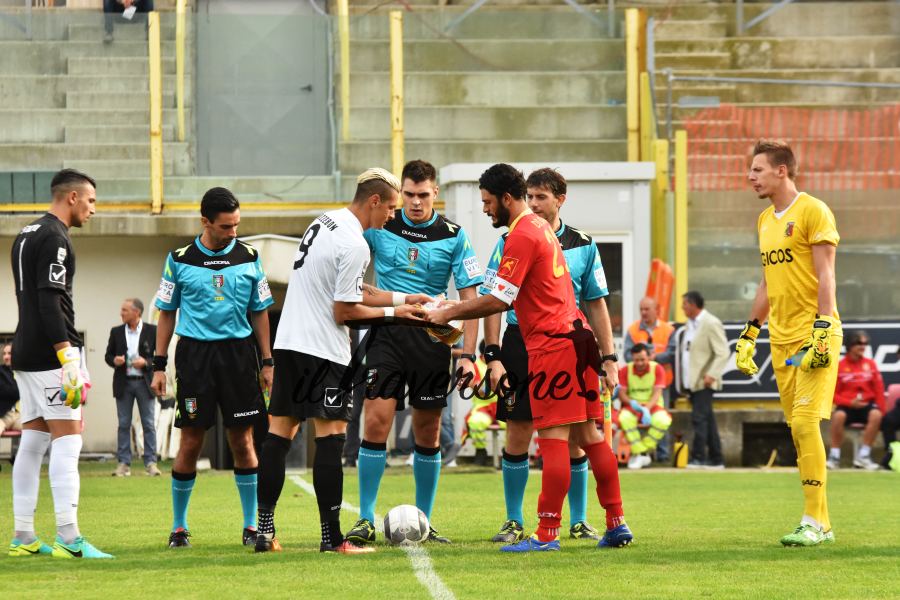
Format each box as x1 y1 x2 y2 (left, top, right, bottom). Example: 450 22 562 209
176 0 187 142
674 129 688 323
148 11 163 214
338 0 351 141
625 9 639 162
390 10 404 179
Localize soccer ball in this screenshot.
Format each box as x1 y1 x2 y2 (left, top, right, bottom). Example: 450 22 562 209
383 504 429 545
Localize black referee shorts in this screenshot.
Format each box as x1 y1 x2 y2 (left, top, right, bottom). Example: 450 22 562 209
268 349 355 422
495 324 533 422
362 325 451 411
175 336 264 430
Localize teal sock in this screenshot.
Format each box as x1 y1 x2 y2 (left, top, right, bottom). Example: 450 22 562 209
568 455 589 526
171 471 196 531
502 450 529 525
358 440 387 523
413 445 441 521
234 468 258 529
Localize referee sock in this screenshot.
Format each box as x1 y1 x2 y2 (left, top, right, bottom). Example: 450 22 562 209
413 445 441 521
49 434 82 544
357 440 387 523
501 450 529 525
582 440 625 530
535 438 569 542
314 434 346 546
234 467 258 530
567 454 589 527
13 429 51 545
171 470 197 532
257 433 292 535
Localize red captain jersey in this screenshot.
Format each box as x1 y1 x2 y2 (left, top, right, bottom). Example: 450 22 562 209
489 210 585 353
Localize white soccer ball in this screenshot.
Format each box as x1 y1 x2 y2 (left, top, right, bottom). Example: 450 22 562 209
383 504 429 546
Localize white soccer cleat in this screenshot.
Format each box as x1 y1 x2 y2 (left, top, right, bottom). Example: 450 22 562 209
853 456 879 471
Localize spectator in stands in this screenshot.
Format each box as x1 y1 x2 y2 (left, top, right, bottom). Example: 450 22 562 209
104 298 160 477
681 291 729 469
828 330 883 470
103 0 154 44
0 343 21 435
617 343 672 469
623 296 676 461
880 398 900 472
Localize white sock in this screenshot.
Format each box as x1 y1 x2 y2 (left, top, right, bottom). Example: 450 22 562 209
49 434 83 544
800 515 822 530
858 445 871 459
12 430 51 543
829 448 841 460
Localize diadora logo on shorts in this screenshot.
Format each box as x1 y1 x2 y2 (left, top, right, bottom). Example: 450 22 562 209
234 410 259 418
324 388 342 408
760 248 794 266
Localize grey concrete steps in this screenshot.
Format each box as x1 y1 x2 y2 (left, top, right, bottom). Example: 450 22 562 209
65 124 177 143
348 106 626 140
96 175 347 201
653 19 728 40
62 158 175 179
0 142 190 173
347 10 618 39
0 75 191 109
68 23 177 41
655 52 731 71
68 56 178 75
1 42 184 74
338 139 626 174
347 39 624 71
0 108 191 143
66 90 177 109
349 71 625 107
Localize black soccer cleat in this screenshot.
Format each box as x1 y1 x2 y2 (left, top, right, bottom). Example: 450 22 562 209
254 533 282 553
345 518 376 545
242 527 257 546
425 526 451 544
168 528 192 548
491 520 525 543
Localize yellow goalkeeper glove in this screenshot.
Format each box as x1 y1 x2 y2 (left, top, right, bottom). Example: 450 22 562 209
735 320 761 376
800 315 840 372
57 346 85 409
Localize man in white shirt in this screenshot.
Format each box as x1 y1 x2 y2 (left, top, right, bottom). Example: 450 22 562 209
255 168 430 555
680 291 730 468
105 298 159 477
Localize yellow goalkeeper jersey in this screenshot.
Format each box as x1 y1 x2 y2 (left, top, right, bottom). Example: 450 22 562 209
757 192 840 344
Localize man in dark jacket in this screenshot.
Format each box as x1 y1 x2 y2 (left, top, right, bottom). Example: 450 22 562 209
0 343 21 434
105 298 159 476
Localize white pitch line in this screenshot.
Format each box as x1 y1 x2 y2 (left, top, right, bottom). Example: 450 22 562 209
288 474 456 600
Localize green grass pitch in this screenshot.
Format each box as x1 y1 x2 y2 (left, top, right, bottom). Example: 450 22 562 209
1 463 897 599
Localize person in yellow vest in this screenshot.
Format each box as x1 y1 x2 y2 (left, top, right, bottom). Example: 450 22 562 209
616 343 672 469
462 343 504 466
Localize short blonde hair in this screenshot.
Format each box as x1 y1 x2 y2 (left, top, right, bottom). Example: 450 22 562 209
354 168 402 203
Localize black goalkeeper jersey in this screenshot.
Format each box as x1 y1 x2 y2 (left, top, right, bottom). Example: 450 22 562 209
10 213 80 371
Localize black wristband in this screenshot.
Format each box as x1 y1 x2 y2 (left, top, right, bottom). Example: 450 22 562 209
152 355 168 372
460 353 477 363
261 357 275 367
601 353 619 363
484 344 501 363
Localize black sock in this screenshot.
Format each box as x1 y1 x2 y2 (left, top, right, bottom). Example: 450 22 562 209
503 450 529 463
314 434 346 545
257 432 292 534
570 455 588 467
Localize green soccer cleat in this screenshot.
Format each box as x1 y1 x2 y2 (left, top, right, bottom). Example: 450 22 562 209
780 524 824 547
822 529 835 544
345 518 376 545
8 538 53 557
491 520 525 543
51 536 114 559
569 521 601 540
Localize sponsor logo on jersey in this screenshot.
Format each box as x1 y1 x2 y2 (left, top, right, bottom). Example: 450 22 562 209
482 268 496 292
49 263 66 285
234 410 260 418
402 229 428 239
158 278 175 303
784 221 795 237
760 248 794 266
497 257 519 279
324 387 342 408
185 398 198 416
257 278 272 302
408 247 419 262
594 266 608 290
203 260 230 266
56 247 67 263
212 274 224 288
463 255 482 278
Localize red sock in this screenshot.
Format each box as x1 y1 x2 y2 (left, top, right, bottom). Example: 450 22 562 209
535 437 570 542
582 441 625 530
